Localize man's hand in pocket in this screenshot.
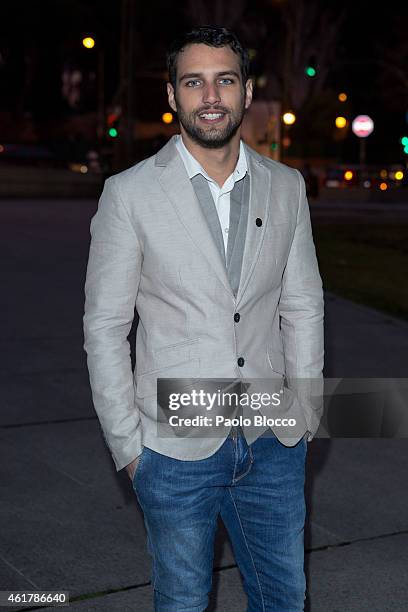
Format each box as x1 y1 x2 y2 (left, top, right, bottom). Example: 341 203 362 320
125 454 141 480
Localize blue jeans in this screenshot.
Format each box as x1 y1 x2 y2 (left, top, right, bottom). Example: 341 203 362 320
132 429 307 611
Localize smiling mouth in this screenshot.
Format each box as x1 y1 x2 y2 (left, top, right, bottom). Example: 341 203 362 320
198 112 226 123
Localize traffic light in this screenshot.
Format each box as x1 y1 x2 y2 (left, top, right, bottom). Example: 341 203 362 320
107 112 120 138
401 136 408 154
305 55 317 78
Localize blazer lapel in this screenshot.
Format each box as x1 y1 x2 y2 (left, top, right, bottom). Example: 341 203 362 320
235 144 272 306
155 136 275 306
156 136 235 299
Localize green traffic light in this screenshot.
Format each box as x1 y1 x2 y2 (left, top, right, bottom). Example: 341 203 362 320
305 66 316 77
108 127 118 138
401 136 408 146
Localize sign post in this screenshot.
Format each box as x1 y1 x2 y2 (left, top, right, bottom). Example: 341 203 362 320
352 115 374 185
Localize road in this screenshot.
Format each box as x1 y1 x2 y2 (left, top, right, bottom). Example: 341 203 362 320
1 197 408 611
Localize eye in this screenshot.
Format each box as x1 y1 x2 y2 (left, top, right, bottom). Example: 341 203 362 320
219 78 234 85
185 79 201 87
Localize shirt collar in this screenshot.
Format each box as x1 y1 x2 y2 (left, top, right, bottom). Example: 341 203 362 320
175 134 248 185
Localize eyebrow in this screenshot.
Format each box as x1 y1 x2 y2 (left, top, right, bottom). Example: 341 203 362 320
179 70 241 82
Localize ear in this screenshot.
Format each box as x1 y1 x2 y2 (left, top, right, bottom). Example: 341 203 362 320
244 78 254 110
167 83 177 113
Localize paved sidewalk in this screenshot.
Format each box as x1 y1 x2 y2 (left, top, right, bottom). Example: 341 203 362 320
1 198 407 611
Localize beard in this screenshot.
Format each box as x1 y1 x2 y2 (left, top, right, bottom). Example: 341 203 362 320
175 96 246 149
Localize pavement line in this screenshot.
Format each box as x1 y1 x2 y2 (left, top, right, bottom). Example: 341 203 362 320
0 416 97 429
305 526 408 554
0 553 39 589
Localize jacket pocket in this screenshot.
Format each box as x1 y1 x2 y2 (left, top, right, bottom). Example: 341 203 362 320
135 357 201 398
153 337 200 369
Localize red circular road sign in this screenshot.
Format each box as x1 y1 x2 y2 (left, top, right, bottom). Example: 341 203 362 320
352 115 374 138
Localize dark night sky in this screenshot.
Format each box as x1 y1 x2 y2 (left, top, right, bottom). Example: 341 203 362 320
0 0 407 164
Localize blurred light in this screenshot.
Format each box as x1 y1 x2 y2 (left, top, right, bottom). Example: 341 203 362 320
70 163 87 173
282 136 291 148
335 116 347 128
108 127 118 138
282 112 296 125
270 142 278 151
248 49 257 60
338 93 347 102
395 171 404 180
82 37 95 49
326 179 340 188
344 170 353 181
404 145 408 154
162 112 173 124
380 169 388 178
256 75 268 88
107 112 119 126
401 136 408 146
305 66 316 77
363 180 371 188
0 144 4 153
80 165 88 174
352 115 374 138
380 182 388 191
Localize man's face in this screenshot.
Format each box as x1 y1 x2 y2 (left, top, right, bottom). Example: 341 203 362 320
167 43 253 149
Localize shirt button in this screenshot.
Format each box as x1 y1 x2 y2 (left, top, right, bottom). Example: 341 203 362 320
224 227 229 233
256 218 262 227
234 313 240 322
237 357 245 367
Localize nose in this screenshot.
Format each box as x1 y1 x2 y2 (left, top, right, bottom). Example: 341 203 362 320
202 82 221 105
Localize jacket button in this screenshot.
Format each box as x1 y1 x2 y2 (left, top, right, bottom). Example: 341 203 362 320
234 313 240 322
256 218 262 226
237 357 245 367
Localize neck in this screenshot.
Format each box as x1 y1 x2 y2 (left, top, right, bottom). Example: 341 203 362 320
180 128 241 187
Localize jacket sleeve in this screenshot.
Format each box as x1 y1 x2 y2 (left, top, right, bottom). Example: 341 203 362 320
278 170 325 441
83 176 143 470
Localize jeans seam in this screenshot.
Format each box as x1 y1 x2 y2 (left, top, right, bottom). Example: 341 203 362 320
232 459 253 484
227 488 266 612
232 437 239 482
232 438 254 484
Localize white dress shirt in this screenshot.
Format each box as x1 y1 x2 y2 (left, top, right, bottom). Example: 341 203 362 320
175 134 248 254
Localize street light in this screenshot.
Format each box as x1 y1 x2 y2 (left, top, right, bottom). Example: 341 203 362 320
82 36 95 49
162 112 173 124
282 112 296 125
81 35 105 144
335 116 347 129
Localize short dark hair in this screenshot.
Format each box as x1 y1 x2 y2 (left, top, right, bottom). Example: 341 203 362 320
166 25 250 90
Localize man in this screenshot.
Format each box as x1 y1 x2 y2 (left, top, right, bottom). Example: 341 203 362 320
83 25 324 612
